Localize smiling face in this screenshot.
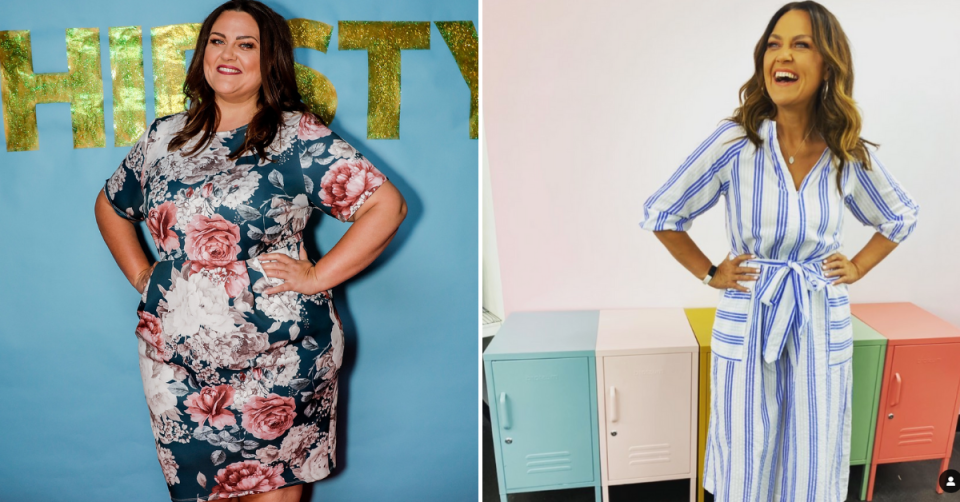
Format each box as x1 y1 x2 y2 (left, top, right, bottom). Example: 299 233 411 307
762 9 827 112
202 10 262 104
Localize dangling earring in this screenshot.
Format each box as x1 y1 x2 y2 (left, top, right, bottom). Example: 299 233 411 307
821 80 829 101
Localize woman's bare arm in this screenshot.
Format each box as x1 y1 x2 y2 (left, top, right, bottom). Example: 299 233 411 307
851 232 899 277
258 181 408 295
822 232 899 285
95 189 155 293
654 230 714 281
653 230 759 292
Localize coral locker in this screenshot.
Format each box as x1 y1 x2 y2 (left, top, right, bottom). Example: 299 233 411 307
595 308 699 502
483 311 602 502
851 302 960 501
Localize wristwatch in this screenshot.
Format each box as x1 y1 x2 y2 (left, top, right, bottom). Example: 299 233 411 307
702 265 718 285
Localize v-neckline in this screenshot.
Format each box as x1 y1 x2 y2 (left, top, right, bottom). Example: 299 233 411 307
768 120 830 194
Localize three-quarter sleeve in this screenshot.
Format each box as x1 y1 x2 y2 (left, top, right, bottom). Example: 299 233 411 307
296 112 388 222
640 121 742 232
842 148 919 243
104 121 155 222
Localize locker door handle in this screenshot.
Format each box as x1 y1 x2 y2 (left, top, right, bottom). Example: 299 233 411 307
609 387 618 423
889 372 902 407
499 392 511 430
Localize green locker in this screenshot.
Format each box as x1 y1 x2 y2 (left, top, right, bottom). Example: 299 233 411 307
850 316 887 500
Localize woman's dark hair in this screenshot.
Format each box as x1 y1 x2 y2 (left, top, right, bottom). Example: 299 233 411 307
168 0 309 162
729 1 876 190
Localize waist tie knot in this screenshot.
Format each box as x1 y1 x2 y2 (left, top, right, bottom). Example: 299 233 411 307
748 256 831 364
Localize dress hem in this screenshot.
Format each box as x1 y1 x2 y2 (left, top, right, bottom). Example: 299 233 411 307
168 475 327 502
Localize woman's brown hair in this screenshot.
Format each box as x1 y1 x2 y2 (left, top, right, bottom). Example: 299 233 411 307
729 1 876 190
167 0 309 163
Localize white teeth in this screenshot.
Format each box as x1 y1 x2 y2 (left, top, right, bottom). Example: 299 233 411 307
775 71 798 80
219 67 240 73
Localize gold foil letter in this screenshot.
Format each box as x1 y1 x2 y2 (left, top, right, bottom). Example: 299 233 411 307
288 18 337 125
338 21 430 139
0 28 105 151
109 26 146 147
435 21 478 139
151 23 200 118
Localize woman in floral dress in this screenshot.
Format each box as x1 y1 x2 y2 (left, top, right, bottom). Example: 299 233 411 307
93 1 407 501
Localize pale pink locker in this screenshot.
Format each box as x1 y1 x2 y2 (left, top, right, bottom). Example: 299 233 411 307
595 308 700 502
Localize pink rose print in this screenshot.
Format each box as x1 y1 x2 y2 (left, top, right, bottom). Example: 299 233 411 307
136 311 170 361
147 201 180 252
298 112 331 140
223 261 251 298
319 157 386 221
184 385 237 429
241 394 297 440
184 214 241 267
187 260 250 298
201 182 213 198
209 461 285 499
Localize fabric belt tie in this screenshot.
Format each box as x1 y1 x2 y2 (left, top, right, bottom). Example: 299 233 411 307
748 256 832 364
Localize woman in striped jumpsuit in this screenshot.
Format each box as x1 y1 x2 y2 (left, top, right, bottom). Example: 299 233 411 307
640 3 919 501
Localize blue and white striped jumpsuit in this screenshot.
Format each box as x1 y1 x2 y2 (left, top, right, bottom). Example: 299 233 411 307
640 119 919 501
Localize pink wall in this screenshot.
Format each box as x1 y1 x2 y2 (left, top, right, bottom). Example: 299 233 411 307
483 0 960 327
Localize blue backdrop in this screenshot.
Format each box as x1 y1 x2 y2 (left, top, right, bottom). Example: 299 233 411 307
0 0 478 501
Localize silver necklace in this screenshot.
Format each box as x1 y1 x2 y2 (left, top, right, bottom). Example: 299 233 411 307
786 126 814 164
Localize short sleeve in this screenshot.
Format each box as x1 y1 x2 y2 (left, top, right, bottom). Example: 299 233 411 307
842 148 919 243
640 121 743 232
296 112 388 222
104 122 154 222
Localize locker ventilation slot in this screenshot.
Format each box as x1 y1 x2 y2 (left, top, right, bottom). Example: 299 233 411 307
627 443 671 465
898 425 934 446
525 451 572 473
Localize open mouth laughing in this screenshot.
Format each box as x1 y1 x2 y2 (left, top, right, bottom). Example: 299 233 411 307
773 69 799 84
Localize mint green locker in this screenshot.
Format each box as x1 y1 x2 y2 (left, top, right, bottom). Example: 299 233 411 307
483 311 601 502
493 358 595 489
850 317 887 500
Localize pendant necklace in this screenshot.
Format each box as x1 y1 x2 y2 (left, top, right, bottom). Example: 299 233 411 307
787 126 814 164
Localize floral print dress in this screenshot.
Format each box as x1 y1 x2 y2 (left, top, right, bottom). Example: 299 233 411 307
104 110 386 501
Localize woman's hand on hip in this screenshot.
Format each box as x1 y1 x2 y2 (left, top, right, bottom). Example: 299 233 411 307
709 253 760 292
822 252 862 285
258 243 325 296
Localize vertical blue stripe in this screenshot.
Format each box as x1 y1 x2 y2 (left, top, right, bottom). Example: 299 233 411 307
810 156 831 259
712 357 723 498
781 355 793 499
731 155 745 253
724 360 734 499
805 319 819 501
766 350 783 502
768 122 789 258
836 366 849 502
752 143 765 254
743 304 756 500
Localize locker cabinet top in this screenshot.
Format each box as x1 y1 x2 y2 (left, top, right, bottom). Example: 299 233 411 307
482 310 599 360
852 316 886 345
684 307 716 350
852 302 960 343
596 308 699 355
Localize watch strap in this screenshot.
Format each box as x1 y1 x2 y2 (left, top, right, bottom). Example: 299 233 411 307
702 265 718 285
